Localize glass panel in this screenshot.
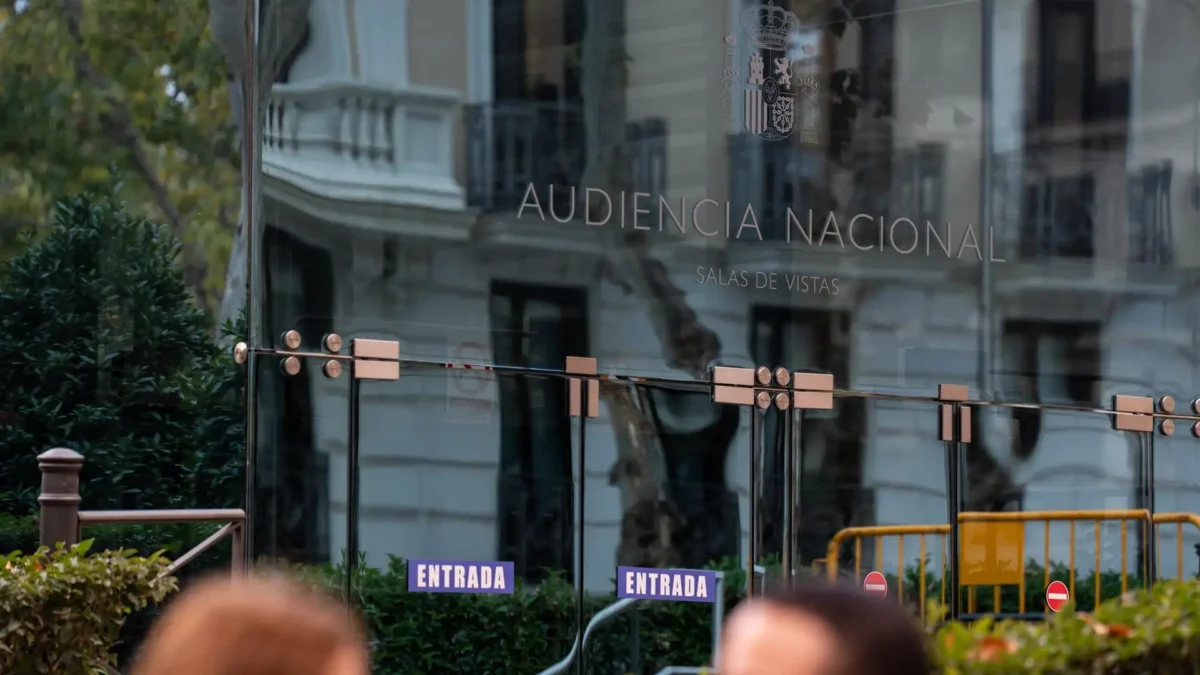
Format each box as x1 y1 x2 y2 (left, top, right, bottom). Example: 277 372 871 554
352 363 578 673
252 353 345 566
579 378 734 673
812 395 955 617
1153 418 1200 582
250 0 1200 402
960 402 1152 615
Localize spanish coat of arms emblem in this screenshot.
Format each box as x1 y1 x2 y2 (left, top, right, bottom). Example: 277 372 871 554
723 1 817 142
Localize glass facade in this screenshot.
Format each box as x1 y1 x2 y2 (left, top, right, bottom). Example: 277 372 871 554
3 0 1200 668
5 0 1176 666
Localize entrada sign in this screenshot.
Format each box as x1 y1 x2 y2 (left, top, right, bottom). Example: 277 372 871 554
407 559 514 595
617 566 717 603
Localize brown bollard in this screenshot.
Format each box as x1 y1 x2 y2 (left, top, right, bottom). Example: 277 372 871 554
37 447 84 548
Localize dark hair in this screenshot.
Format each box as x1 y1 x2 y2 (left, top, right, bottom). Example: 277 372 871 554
760 582 932 675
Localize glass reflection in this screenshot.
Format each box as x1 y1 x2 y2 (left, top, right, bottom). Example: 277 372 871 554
246 0 1200 663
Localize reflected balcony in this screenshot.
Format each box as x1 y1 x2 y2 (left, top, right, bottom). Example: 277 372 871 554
997 151 1173 269
729 137 946 241
262 78 466 215
1127 161 1173 266
727 137 947 277
464 102 669 213
464 101 586 213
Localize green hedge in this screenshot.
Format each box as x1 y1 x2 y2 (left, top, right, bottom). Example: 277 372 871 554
2 545 1195 674
936 580 1200 673
0 512 227 665
310 557 1179 675
0 542 176 674
0 192 245 666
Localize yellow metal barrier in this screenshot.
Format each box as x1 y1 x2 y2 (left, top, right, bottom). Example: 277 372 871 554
822 510 1186 616
1151 512 1200 581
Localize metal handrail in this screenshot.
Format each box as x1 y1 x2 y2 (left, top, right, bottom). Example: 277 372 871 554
538 571 727 675
536 598 643 675
655 669 715 675
77 508 247 577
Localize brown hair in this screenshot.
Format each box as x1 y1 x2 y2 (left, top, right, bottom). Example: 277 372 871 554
761 582 932 675
130 574 367 675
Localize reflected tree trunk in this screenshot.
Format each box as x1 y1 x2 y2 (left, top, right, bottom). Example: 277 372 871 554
580 0 724 567
209 0 312 335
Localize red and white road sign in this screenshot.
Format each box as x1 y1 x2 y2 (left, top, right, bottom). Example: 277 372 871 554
863 571 887 597
1045 580 1070 612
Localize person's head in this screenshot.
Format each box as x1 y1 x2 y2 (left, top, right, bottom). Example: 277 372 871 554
718 582 931 675
130 573 369 675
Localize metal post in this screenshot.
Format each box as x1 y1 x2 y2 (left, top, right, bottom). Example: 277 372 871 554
978 0 996 410
946 413 962 620
345 377 362 599
38 447 84 548
748 407 762 596
575 379 589 675
1144 435 1157 583
231 522 246 576
781 408 798 587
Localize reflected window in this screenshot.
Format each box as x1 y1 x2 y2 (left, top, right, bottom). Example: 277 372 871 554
469 0 584 212
1002 321 1101 406
489 283 586 583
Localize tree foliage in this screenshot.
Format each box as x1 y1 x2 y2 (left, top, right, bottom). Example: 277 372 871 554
0 0 237 310
0 193 244 515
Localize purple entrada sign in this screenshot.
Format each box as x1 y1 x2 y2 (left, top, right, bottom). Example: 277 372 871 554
616 566 718 603
407 559 514 595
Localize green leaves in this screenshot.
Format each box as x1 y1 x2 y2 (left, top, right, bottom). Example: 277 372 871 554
0 541 177 675
934 580 1200 674
0 193 245 517
302 555 1200 674
307 557 740 674
0 0 239 307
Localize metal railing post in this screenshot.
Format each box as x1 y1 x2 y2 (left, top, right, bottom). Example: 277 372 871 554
37 447 84 548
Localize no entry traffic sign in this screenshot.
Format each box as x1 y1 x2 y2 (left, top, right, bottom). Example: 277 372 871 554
1045 580 1070 612
863 571 887 597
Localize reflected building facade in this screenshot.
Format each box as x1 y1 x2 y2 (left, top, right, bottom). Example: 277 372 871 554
248 0 1200 612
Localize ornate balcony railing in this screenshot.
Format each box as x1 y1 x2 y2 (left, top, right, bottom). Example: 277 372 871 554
728 137 946 242
1127 161 1173 265
627 117 668 198
1019 169 1097 259
1001 151 1173 265
263 79 464 210
464 101 668 213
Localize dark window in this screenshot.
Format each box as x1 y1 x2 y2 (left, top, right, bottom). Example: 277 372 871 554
1002 321 1101 407
1036 0 1097 126
489 282 587 583
257 226 334 563
491 0 582 102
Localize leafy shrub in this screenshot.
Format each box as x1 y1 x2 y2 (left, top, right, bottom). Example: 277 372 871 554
934 579 1200 674
0 541 177 674
307 556 1194 675
0 192 245 666
0 193 245 517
